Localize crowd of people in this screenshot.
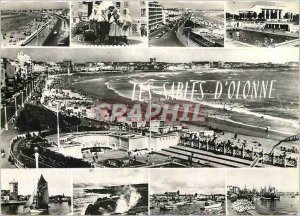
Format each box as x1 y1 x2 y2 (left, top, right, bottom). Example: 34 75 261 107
73 5 147 45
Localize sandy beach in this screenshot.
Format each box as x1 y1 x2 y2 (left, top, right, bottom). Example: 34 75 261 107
62 72 298 139
44 72 299 157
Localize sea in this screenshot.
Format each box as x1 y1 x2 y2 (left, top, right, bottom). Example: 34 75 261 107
254 196 300 215
1 202 72 215
73 184 148 215
72 68 299 134
151 201 226 215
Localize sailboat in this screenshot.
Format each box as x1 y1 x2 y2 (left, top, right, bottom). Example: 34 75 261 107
25 175 49 215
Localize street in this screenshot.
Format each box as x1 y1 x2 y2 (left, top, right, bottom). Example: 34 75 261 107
43 15 69 46
149 20 185 47
25 14 69 46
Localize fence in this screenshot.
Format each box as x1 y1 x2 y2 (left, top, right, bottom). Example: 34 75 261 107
179 135 298 167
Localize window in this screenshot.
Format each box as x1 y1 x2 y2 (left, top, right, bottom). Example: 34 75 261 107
141 8 146 17
124 1 129 8
140 1 146 6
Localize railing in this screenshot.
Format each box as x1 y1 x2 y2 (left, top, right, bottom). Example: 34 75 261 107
179 136 298 167
9 130 51 168
10 139 27 168
20 19 53 46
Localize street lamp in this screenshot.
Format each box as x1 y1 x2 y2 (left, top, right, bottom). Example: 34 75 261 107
185 27 191 46
4 106 8 130
34 147 39 169
25 86 28 101
36 28 39 46
57 102 61 151
14 96 18 117
21 91 24 108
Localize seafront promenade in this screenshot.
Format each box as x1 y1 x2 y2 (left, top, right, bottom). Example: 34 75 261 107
2 73 298 169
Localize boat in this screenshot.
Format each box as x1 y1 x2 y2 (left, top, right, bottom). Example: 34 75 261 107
196 198 207 202
160 204 175 211
203 200 222 209
174 201 185 206
25 175 49 215
260 186 280 200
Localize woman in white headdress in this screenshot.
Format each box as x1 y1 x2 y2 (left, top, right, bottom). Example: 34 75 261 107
109 9 123 45
89 8 99 40
121 8 132 45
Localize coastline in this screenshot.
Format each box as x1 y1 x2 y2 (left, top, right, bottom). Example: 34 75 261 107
64 73 298 142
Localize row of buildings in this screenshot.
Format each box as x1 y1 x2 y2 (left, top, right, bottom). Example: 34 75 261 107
151 190 225 202
57 59 299 73
2 55 298 91
227 185 298 197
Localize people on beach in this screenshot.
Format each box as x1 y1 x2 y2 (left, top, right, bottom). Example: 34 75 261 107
265 125 270 138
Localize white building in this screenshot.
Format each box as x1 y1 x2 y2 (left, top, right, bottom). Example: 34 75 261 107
149 1 164 31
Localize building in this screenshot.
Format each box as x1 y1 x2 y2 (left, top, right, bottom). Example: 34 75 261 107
1 58 6 88
227 185 240 195
150 132 179 151
239 5 286 20
113 1 147 36
16 52 33 80
9 180 18 200
1 190 10 201
62 60 73 75
148 1 164 31
235 4 299 31
164 9 182 23
71 1 89 22
33 64 47 73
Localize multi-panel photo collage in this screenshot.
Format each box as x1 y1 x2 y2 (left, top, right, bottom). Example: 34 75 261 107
0 0 299 215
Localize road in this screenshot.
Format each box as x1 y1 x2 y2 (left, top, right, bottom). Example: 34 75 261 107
25 23 53 46
149 21 185 47
1 114 19 168
43 15 69 46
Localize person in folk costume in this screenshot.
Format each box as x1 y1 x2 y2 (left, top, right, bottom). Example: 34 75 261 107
109 9 123 45
121 8 132 45
88 8 99 41
107 6 115 44
97 9 107 44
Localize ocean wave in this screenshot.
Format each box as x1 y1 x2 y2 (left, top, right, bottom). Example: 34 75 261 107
73 78 104 85
105 81 133 100
150 89 298 130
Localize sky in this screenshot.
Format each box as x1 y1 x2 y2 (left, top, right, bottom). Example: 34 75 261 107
1 1 70 10
158 1 224 10
226 1 299 14
1 169 72 196
1 48 298 63
227 169 299 192
73 169 148 188
150 169 225 195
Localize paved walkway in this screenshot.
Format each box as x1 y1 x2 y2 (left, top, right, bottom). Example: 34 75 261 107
154 145 280 168
1 121 18 168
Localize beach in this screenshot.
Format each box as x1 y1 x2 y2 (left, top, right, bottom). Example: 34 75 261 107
58 68 298 139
